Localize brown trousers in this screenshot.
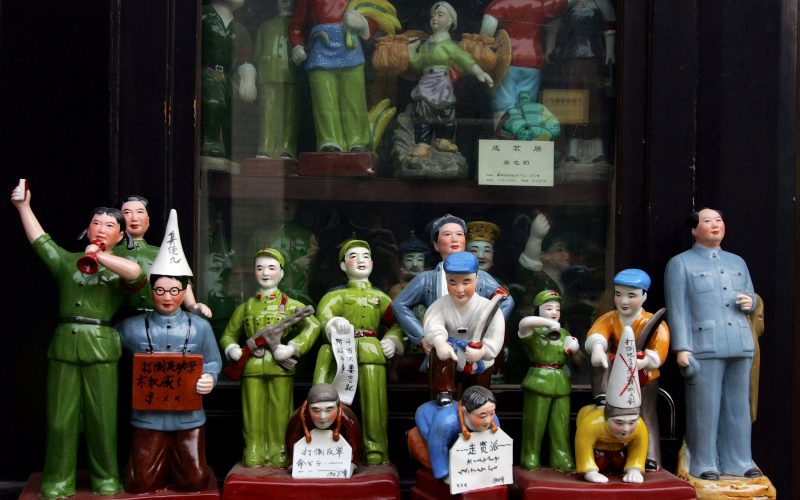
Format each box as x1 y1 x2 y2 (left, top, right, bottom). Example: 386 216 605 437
429 351 492 400
125 426 210 493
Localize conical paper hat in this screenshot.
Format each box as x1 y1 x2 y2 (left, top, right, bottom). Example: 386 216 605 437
606 325 641 410
149 209 193 277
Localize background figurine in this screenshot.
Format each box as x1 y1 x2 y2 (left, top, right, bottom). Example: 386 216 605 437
115 195 211 318
393 214 513 351
290 0 399 153
517 290 579 472
201 0 257 162
115 210 222 493
255 0 301 160
576 326 647 484
220 247 321 468
11 185 145 499
313 240 405 465
584 268 668 470
480 0 573 126
285 383 362 468
408 386 499 483
424 252 504 403
466 220 499 273
389 231 431 299
665 208 762 480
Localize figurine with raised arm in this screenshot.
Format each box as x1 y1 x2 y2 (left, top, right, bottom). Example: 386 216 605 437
285 383 363 468
393 214 513 351
11 184 146 499
115 210 222 493
664 208 762 480
424 252 505 403
584 269 668 470
115 195 211 318
220 247 321 468
576 326 647 484
517 289 579 471
201 0 257 162
409 386 499 482
312 239 405 465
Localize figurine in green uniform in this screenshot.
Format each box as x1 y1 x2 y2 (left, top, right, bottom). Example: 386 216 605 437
11 185 146 499
313 240 405 465
517 289 580 472
220 247 321 467
114 195 211 317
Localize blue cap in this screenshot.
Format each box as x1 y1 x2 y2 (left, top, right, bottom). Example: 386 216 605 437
443 252 479 274
613 268 651 291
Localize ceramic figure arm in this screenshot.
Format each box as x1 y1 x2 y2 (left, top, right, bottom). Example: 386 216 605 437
479 14 498 37
544 16 563 63
237 63 257 102
220 302 247 360
424 301 458 361
392 274 427 345
664 256 692 361
284 307 322 357
518 213 550 271
564 335 579 355
596 0 617 64
585 330 609 369
639 320 669 370
11 186 45 243
343 9 370 40
622 420 648 472
183 284 212 318
94 250 142 281
518 316 560 338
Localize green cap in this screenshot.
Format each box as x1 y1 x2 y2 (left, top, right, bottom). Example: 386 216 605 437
254 247 285 268
339 239 371 262
533 289 562 308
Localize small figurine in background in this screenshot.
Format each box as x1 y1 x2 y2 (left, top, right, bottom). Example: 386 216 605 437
409 386 499 482
11 185 146 499
466 220 500 272
495 91 561 141
388 231 432 299
585 268 668 471
517 290 579 472
665 208 762 480
285 383 363 468
424 252 505 403
201 0 257 161
313 240 405 465
115 195 211 318
255 0 301 160
393 214 513 350
576 326 647 484
220 247 321 468
116 210 222 493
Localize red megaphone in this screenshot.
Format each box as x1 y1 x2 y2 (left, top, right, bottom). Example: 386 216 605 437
77 240 106 274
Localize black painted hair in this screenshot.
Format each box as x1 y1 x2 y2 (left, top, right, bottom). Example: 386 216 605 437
686 208 723 229
461 386 496 413
149 274 191 289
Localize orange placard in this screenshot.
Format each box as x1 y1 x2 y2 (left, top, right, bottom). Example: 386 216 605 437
132 353 203 411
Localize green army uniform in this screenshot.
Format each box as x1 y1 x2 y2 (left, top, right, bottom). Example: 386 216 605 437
313 280 405 465
408 36 476 74
247 222 318 305
519 325 575 472
33 234 146 498
113 239 158 313
220 290 320 467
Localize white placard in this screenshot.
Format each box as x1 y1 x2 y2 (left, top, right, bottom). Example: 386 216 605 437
330 321 358 405
448 428 513 495
291 428 354 479
478 139 554 186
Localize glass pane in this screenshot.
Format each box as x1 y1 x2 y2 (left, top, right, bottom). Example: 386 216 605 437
196 0 618 390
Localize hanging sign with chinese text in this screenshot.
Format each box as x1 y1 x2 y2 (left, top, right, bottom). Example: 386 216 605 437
448 427 513 494
131 353 203 411
292 428 354 479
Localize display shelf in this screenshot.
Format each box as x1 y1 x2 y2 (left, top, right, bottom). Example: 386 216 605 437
206 174 609 206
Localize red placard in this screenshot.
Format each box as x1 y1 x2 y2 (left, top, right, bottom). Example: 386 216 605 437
132 353 203 411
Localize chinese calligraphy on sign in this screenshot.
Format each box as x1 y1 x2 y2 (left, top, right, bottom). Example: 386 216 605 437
331 323 358 405
448 428 513 494
292 429 354 479
478 140 554 187
131 353 203 411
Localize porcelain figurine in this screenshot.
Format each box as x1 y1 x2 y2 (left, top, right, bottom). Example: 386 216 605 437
576 326 646 483
312 239 405 465
115 210 222 493
201 0 257 160
115 195 211 318
11 185 145 499
220 247 321 467
585 268 669 471
393 214 513 351
496 91 561 141
388 231 432 299
466 221 500 272
664 208 763 480
517 289 579 471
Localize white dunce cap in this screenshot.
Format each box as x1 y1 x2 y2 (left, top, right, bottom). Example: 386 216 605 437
149 209 193 277
606 325 641 410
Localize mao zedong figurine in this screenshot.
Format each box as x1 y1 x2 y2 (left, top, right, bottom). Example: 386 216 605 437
664 208 763 480
220 247 321 468
584 268 669 470
517 289 579 472
576 326 647 484
11 184 145 498
115 210 222 493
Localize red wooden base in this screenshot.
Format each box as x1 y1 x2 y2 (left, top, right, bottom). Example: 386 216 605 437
298 152 376 176
513 466 696 499
19 471 219 499
409 468 508 500
242 157 299 176
222 462 400 500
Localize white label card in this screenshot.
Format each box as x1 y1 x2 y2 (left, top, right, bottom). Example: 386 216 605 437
478 139 554 187
448 427 513 495
291 428 354 479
